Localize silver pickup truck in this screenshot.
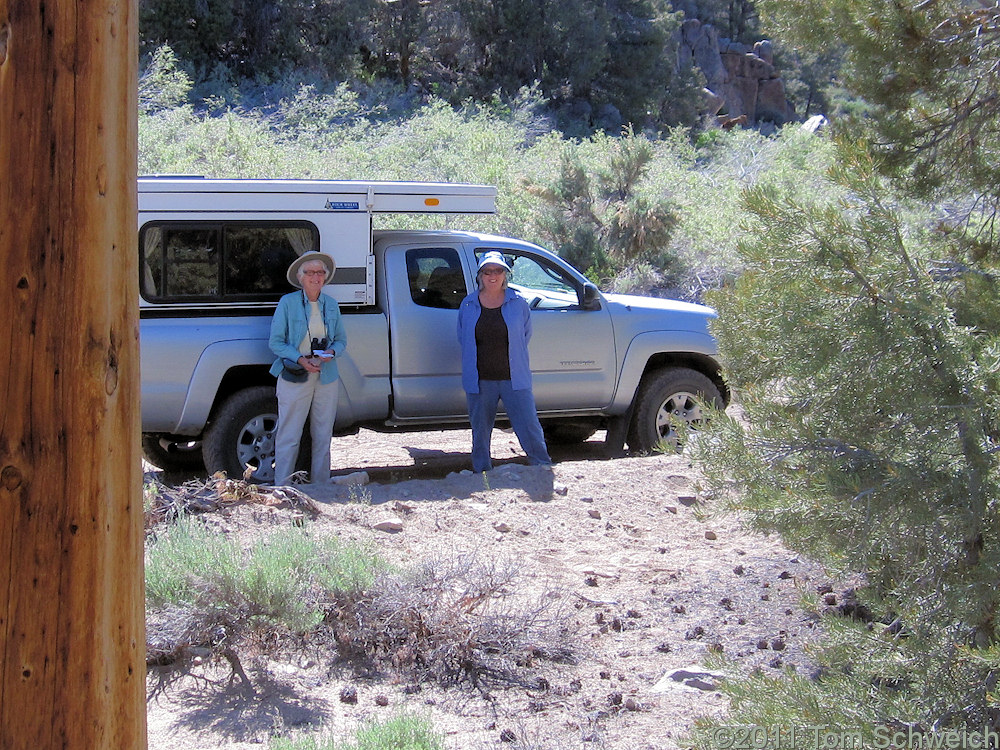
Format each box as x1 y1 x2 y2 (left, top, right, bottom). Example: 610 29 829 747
138 178 727 481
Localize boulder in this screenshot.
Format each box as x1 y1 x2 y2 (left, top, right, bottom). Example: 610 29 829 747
675 17 794 125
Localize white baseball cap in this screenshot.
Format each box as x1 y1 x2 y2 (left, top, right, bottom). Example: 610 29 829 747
477 251 512 272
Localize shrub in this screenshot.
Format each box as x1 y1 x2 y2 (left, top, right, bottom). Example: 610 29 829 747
146 517 388 670
328 552 575 692
690 135 1000 732
270 714 444 750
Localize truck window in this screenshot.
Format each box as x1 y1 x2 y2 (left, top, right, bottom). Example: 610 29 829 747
474 248 581 310
406 248 466 310
140 221 318 302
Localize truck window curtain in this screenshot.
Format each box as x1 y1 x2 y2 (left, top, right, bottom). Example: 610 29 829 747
142 227 162 297
141 221 319 302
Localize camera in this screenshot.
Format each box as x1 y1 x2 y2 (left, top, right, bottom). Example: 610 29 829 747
311 337 332 358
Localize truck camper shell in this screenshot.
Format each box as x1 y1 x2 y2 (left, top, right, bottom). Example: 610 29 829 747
138 177 497 306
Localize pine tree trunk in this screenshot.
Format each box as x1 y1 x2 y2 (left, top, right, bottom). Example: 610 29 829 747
0 0 145 747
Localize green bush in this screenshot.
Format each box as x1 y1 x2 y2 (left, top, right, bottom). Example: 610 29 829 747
269 714 443 750
137 92 837 295
690 135 1000 733
146 517 386 634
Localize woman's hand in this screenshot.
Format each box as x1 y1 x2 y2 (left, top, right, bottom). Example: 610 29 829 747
299 355 322 374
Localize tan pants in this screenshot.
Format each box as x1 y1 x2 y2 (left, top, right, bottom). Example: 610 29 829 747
274 373 339 484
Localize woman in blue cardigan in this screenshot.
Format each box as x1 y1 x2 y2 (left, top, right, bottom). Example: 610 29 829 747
268 251 347 484
457 251 550 473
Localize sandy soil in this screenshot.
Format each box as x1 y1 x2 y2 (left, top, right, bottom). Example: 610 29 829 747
145 426 836 750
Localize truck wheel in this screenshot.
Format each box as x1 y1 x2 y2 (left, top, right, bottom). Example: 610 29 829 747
202 387 279 483
543 420 599 445
627 367 723 453
141 434 205 473
203 387 312 484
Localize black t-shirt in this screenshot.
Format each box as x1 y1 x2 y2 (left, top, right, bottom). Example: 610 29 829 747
475 305 511 381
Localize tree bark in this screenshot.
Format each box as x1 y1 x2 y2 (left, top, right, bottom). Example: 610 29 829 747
0 0 144 747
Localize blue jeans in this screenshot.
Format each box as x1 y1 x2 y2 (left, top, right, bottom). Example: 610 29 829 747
467 380 551 473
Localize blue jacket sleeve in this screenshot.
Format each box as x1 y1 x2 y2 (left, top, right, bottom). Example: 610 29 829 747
269 295 303 362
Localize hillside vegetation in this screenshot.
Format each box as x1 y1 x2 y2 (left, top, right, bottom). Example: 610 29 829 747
139 52 835 295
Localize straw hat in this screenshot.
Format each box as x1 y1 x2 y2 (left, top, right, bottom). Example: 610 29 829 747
286 251 336 288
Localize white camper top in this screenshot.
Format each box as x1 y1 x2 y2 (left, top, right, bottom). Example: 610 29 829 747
138 178 498 307
138 177 498 215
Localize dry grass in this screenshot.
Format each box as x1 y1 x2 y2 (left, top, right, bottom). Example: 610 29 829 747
326 552 577 695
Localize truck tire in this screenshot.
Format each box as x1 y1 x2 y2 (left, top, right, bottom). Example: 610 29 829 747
202 386 311 484
627 367 723 453
141 434 205 473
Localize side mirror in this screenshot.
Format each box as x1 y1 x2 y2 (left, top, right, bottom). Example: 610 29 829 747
580 283 601 310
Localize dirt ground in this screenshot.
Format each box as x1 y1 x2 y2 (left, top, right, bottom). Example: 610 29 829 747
145 426 837 750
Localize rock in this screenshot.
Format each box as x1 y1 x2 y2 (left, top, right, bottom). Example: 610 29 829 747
392 500 415 514
651 666 726 693
594 103 623 131
733 564 745 575
493 521 511 533
332 470 369 486
554 483 569 496
802 114 829 134
676 18 795 125
580 496 594 503
588 509 602 519
624 697 640 711
824 593 837 605
778 570 793 579
664 505 678 514
816 583 834 595
684 625 705 640
374 694 389 706
678 495 698 506
770 637 786 651
371 515 403 533
704 530 717 540
499 729 517 743
756 77 791 125
339 685 358 704
699 87 726 117
753 39 774 65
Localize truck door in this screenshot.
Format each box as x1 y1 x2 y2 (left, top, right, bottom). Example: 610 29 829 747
477 248 617 411
384 244 470 419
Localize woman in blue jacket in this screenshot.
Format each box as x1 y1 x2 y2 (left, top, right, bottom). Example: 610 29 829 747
269 251 347 484
457 251 550 473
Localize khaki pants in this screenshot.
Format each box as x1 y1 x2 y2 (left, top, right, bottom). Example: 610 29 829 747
274 373 339 484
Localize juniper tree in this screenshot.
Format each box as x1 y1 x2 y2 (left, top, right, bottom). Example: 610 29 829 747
693 0 1000 728
524 128 680 279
